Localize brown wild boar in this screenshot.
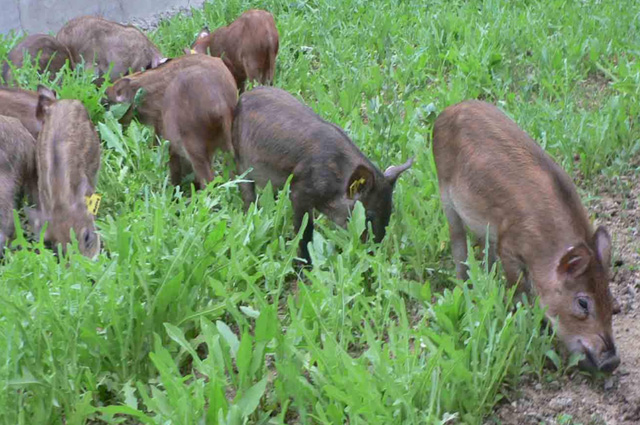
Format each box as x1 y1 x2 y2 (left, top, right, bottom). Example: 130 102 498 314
190 9 279 91
432 100 619 373
0 116 38 254
162 66 237 188
27 86 101 258
2 34 73 84
56 15 163 83
233 87 413 264
105 54 237 188
0 87 41 139
105 54 223 132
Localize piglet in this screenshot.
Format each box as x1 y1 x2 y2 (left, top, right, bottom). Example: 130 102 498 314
433 100 619 373
233 87 413 264
28 86 101 258
0 116 38 254
190 9 278 92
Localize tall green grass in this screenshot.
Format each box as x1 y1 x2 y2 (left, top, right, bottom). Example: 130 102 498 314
1 0 638 423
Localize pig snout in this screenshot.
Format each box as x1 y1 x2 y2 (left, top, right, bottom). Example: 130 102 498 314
576 337 620 373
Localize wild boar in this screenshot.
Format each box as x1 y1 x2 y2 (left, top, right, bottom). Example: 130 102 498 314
56 15 163 83
190 9 279 92
28 85 101 258
0 87 41 139
161 65 237 188
432 99 618 373
106 54 237 187
104 54 223 133
2 34 73 84
0 116 38 254
233 87 413 264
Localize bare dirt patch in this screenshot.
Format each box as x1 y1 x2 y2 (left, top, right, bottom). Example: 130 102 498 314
487 169 640 425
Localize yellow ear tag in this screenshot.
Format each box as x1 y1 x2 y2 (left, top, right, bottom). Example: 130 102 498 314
349 177 367 198
85 194 102 216
190 49 198 54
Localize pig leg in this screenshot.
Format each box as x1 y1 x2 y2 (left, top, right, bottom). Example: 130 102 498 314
234 153 256 211
215 117 235 180
243 56 264 86
239 180 257 212
183 137 214 190
479 235 497 272
291 187 314 265
168 145 183 186
0 187 15 254
265 52 276 85
442 198 468 280
498 242 528 295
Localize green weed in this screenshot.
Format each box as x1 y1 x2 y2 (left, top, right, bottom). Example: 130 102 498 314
1 0 638 423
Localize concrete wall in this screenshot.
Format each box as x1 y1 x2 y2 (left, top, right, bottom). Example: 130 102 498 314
0 0 206 34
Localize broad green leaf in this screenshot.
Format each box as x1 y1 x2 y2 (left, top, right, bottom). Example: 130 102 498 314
236 377 268 417
217 320 240 357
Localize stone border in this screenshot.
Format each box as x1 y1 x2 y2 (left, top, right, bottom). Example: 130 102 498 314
0 0 206 35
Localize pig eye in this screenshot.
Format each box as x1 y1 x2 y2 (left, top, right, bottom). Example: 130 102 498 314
573 295 592 319
82 229 92 246
578 298 589 311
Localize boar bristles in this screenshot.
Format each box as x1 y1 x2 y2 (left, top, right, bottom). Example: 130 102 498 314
111 78 134 103
36 85 57 122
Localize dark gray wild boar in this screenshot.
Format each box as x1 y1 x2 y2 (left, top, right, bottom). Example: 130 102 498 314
233 87 413 264
190 9 279 92
2 34 73 84
56 15 163 83
28 86 101 258
0 116 38 254
0 87 41 139
162 65 237 188
432 99 619 373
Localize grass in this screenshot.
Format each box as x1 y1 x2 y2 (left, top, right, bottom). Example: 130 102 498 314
1 0 639 423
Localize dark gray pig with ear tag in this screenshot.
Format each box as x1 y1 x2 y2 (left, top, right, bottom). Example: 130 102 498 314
232 87 413 264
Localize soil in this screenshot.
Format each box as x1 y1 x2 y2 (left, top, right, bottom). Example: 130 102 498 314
487 168 640 425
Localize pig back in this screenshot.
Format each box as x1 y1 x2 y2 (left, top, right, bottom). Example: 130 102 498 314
3 34 72 83
123 54 229 132
233 87 366 188
432 100 591 247
161 59 237 140
0 88 41 139
0 115 37 185
57 16 162 80
37 99 100 211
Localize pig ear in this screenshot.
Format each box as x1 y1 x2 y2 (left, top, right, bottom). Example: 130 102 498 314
197 27 210 39
558 243 593 279
384 157 414 185
593 226 611 268
150 55 164 69
347 165 375 200
113 78 132 102
36 84 57 122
